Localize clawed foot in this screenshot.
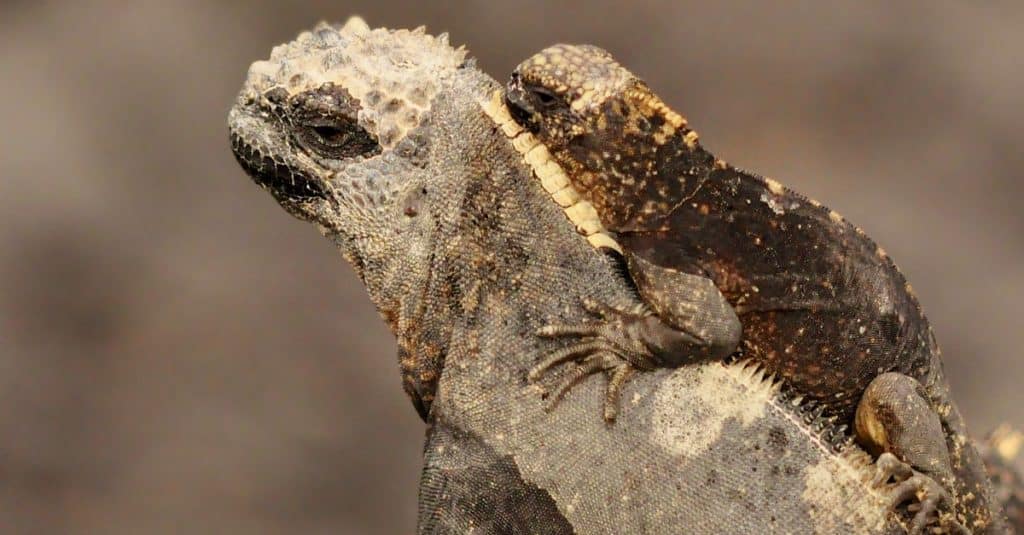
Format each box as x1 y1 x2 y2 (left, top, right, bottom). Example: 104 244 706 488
529 298 672 422
871 453 966 534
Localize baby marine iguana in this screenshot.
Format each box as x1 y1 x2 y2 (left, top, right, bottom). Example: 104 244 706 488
228 19 1012 534
504 44 1004 533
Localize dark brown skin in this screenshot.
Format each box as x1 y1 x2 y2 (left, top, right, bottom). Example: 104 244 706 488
505 44 1004 533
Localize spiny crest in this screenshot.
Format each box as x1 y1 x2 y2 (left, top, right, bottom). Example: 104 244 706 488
726 358 855 452
723 358 784 397
251 17 466 95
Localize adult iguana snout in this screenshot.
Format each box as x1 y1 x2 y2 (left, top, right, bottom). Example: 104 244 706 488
227 18 462 228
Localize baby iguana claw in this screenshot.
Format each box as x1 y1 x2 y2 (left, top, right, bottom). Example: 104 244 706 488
531 298 710 422
872 453 967 535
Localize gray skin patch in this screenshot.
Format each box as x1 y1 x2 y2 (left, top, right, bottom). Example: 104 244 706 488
419 421 574 534
650 361 777 459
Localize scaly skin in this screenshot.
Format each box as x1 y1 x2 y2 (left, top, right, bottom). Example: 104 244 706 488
504 43 1006 533
228 19 994 534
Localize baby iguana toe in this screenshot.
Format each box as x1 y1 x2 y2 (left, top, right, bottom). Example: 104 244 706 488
531 248 744 421
532 297 719 421
872 453 967 535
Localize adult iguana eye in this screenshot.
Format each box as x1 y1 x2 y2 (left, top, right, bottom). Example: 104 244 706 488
286 83 383 161
297 118 381 161
312 125 348 146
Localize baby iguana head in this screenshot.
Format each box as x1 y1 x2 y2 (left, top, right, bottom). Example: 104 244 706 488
505 44 714 232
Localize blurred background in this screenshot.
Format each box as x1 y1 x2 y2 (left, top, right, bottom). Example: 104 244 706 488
1 1 1021 533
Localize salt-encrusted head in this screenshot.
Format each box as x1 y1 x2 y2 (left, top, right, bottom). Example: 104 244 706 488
228 18 467 223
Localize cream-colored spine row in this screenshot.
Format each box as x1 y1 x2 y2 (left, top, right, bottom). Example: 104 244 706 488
480 90 623 254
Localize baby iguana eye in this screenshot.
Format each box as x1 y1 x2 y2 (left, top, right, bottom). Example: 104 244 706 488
529 85 560 107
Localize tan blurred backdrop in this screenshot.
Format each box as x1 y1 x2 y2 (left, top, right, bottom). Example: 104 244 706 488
1 1 1021 533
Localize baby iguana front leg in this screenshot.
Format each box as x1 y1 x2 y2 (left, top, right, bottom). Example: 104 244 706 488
531 249 741 422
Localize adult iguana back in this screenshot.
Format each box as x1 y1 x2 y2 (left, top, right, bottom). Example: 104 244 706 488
503 44 1004 532
226 19 1007 534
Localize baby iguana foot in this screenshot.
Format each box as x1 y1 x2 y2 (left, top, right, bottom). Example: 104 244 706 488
855 373 966 534
530 298 708 422
871 453 966 535
530 349 636 422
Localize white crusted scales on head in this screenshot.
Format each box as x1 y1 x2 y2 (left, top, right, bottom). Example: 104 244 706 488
240 18 468 149
479 89 624 254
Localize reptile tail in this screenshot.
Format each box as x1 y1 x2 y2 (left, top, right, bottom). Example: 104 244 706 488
980 424 1024 534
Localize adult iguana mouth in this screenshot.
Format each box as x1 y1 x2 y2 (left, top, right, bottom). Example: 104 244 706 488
479 90 623 254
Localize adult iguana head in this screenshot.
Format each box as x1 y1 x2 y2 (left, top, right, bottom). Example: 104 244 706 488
227 20 628 418
228 18 468 278
228 18 481 415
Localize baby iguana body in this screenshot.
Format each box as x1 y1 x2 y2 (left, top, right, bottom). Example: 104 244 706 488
505 44 1003 533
